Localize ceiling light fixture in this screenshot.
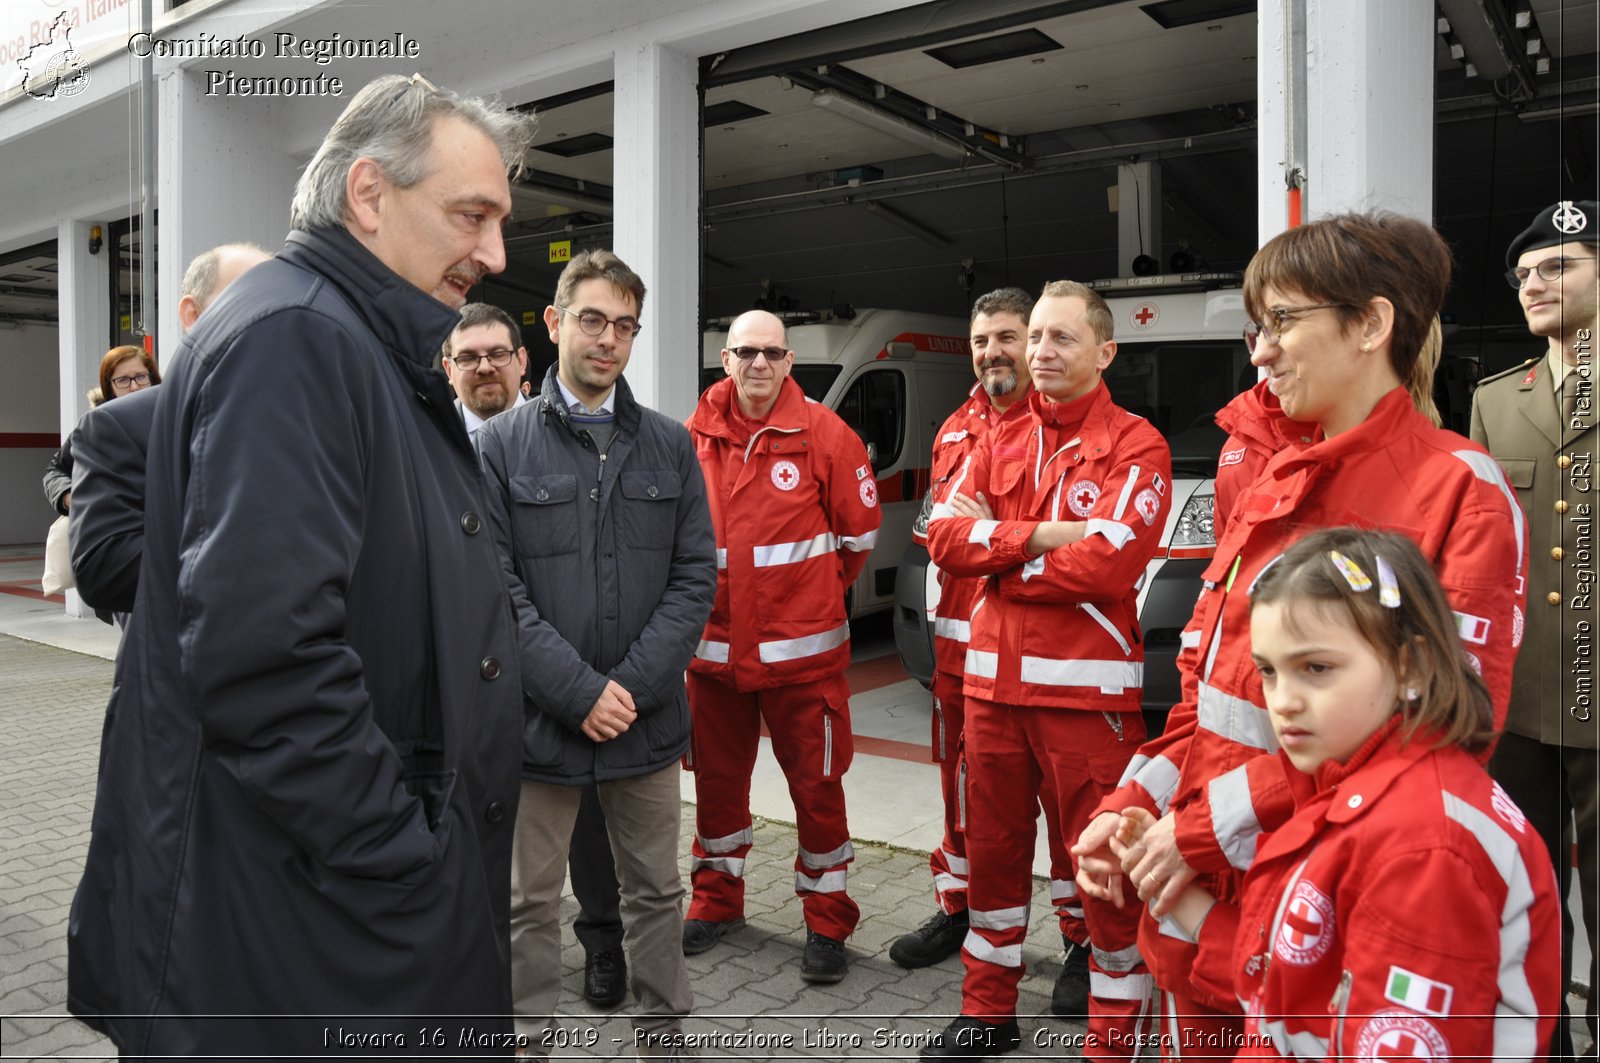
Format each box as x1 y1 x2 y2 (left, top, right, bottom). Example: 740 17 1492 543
810 89 968 162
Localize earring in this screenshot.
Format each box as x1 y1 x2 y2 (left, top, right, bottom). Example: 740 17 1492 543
1405 686 1421 702
1361 341 1373 353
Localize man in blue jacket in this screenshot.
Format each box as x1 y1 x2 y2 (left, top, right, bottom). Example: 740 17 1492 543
68 75 536 1056
477 249 717 1058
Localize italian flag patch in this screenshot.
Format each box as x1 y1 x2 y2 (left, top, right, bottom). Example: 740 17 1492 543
1384 966 1454 1017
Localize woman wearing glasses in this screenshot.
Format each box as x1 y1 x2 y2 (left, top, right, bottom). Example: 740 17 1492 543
1073 212 1533 1059
41 345 160 518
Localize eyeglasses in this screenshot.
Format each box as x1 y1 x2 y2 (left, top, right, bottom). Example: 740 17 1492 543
110 372 151 390
726 345 791 361
1243 303 1353 354
1505 256 1596 289
450 348 516 371
555 305 641 341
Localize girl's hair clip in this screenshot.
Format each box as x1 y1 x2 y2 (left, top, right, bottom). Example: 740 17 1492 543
1329 550 1372 593
1375 555 1402 609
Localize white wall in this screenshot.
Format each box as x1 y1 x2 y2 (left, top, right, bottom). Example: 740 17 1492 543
0 322 65 544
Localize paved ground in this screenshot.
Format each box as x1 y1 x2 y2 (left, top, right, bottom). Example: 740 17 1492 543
0 633 1086 1060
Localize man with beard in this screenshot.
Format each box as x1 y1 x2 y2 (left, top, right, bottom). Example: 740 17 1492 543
444 302 530 434
67 74 535 1055
888 288 1092 1018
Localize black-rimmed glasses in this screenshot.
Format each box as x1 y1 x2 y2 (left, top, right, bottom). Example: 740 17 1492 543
555 306 641 341
450 348 517 371
111 372 152 390
1505 256 1596 289
1243 303 1353 354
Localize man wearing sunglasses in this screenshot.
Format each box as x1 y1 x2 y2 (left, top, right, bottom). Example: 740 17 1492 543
682 310 881 984
1471 198 1600 1057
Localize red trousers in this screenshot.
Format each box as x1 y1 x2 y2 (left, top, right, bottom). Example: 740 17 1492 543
684 672 859 941
929 672 1087 948
1155 991 1243 1062
961 697 1153 1061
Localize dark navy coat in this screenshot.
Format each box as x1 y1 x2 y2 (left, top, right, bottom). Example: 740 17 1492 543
67 227 525 1057
68 384 158 613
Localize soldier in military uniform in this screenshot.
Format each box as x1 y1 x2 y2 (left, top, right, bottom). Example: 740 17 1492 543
1471 198 1599 1056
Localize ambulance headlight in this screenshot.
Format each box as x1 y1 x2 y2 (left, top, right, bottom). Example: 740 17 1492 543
912 488 935 539
1171 490 1216 549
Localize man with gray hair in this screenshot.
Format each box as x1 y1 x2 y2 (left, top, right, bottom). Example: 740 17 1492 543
68 75 537 1054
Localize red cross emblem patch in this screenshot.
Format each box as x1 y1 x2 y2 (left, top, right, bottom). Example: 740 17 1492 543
1130 302 1159 330
1274 880 1335 965
859 478 878 508
771 460 801 491
1355 1011 1451 1062
1066 479 1100 517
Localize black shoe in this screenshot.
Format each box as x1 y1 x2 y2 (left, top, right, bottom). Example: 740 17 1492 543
800 929 848 983
583 946 628 1007
889 909 969 968
1051 937 1090 1017
681 917 745 955
919 1016 1022 1059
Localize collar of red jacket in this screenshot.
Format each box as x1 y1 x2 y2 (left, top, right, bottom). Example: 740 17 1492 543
689 374 809 442
1263 386 1416 477
1267 715 1434 853
1216 378 1318 450
1028 380 1107 431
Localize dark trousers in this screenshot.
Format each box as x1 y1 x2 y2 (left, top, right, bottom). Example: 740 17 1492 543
1490 731 1599 1058
569 782 623 954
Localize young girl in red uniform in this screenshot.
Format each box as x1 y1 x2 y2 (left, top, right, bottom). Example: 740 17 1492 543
1119 527 1561 1060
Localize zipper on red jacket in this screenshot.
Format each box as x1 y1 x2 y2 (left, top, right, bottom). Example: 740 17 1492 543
1330 968 1353 1057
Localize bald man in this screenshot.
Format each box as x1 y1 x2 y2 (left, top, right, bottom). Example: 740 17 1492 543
71 242 270 614
682 310 882 983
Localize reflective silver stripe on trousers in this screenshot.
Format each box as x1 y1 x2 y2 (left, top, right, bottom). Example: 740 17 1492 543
1208 763 1263 871
1256 1018 1329 1060
753 532 836 568
1092 942 1144 973
1050 878 1077 903
758 622 850 664
1442 790 1543 1061
799 840 854 870
716 547 727 569
943 849 969 875
839 529 878 552
963 930 1022 968
1122 753 1182 814
691 855 747 877
795 868 849 893
968 518 999 548
1084 517 1136 550
969 904 1030 931
1019 656 1143 691
695 638 730 664
697 827 754 853
1089 970 1155 1001
966 649 1000 679
1196 681 1278 752
933 618 971 643
934 873 966 894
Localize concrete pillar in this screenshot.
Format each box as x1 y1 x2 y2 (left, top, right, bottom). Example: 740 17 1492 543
611 37 700 421
1258 0 1435 244
158 69 299 359
1117 162 1162 274
57 217 111 618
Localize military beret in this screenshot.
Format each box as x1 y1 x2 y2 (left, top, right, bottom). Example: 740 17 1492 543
1507 199 1600 266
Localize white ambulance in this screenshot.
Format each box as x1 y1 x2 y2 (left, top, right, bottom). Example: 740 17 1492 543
701 308 976 617
891 274 1252 729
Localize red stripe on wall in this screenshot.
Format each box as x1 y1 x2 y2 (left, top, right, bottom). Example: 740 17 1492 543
0 581 64 603
0 433 60 448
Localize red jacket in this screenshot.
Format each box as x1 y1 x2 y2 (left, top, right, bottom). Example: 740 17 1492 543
1212 381 1315 528
926 383 1171 712
1099 387 1528 1005
687 376 881 692
923 383 1035 680
1188 721 1559 1060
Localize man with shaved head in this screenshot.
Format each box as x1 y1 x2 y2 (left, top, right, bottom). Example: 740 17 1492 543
683 309 882 983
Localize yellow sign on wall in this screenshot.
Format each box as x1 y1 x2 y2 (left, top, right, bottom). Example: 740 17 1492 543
522 310 539 326
549 240 571 264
